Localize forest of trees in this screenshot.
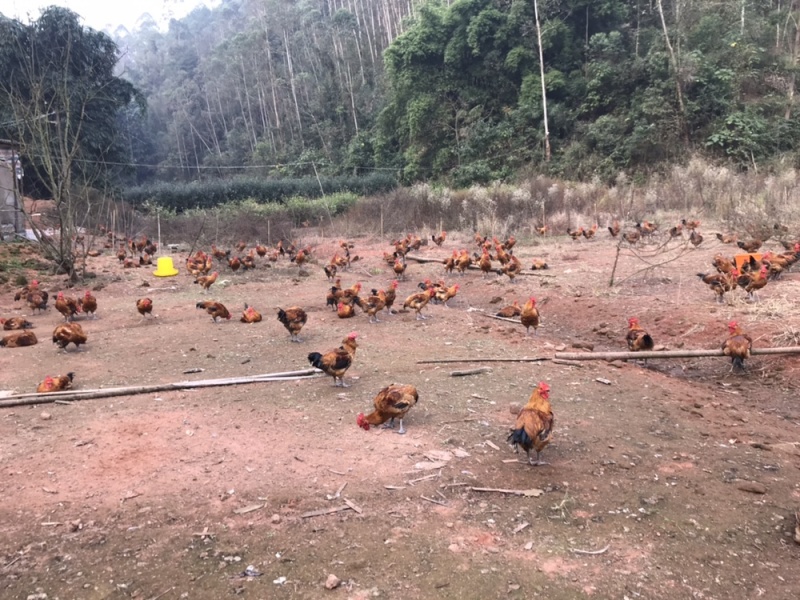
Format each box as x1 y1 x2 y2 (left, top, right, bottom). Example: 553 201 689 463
3 0 800 201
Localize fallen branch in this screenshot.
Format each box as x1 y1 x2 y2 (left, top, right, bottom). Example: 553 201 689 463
343 498 362 514
0 369 322 408
450 367 492 377
554 347 800 361
570 544 610 555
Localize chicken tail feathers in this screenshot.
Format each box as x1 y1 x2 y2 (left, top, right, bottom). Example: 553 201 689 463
732 356 745 371
308 352 324 370
641 333 654 350
507 427 533 451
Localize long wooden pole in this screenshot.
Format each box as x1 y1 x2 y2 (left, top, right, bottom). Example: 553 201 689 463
555 347 800 361
0 369 322 408
404 255 554 277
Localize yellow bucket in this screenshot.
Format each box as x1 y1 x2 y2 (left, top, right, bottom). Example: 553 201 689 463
153 256 179 277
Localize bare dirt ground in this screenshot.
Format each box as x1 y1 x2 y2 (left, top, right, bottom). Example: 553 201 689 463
1 225 800 600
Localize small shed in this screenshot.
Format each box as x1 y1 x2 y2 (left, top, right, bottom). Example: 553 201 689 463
0 139 24 238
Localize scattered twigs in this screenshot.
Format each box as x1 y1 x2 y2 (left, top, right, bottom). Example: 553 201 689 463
555 347 800 361
343 498 362 514
404 255 554 276
149 587 176 600
450 367 492 377
406 472 441 485
570 544 610 555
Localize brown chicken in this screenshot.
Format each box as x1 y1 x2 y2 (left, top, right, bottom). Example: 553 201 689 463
508 382 554 466
228 256 242 271
681 218 700 230
383 280 399 314
432 231 447 247
52 323 87 350
567 227 584 240
722 321 752 372
712 253 734 274
337 301 356 319
455 249 472 275
582 224 598 240
494 243 510 265
530 259 549 270
689 230 704 247
697 270 737 303
501 235 517 251
668 224 683 238
622 230 641 244
1 317 34 330
326 278 343 310
357 384 419 434
276 307 307 341
14 280 42 301
737 239 763 253
478 249 493 278
607 220 621 237
500 255 522 282
496 301 521 318
195 271 219 293
81 290 97 318
307 332 359 387
535 225 549 236
1 330 38 348
626 317 654 352
435 283 460 307
637 221 658 235
240 304 263 324
520 297 540 336
55 292 81 322
36 372 74 393
196 301 231 322
715 232 738 244
403 287 435 320
27 290 49 313
255 244 268 257
393 258 407 280
363 290 387 323
738 265 769 300
136 298 154 318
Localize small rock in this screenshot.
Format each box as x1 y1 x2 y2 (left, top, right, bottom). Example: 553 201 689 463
737 481 767 494
271 514 281 524
325 574 341 590
40 412 51 421
140 281 150 287
489 296 503 304
509 402 521 415
608 360 625 368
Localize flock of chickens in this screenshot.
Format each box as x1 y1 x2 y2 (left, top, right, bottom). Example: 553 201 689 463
3 216 799 467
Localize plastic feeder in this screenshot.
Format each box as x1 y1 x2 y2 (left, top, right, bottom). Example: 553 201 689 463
153 256 179 277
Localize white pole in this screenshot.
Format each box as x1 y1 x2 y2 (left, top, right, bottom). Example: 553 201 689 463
157 208 162 256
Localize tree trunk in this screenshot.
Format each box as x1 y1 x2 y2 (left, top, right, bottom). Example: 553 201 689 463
656 0 688 138
533 0 551 161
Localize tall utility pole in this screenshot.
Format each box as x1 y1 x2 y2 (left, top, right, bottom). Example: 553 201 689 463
533 0 551 161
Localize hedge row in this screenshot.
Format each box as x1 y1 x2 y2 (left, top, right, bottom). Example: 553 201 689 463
121 173 397 210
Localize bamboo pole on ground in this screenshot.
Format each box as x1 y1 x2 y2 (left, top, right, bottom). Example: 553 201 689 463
0 369 322 408
403 255 554 276
554 347 800 361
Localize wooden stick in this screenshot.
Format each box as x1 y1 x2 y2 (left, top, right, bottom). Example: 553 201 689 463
343 498 362 514
421 495 446 506
555 347 800 361
0 370 322 408
418 357 549 364
480 313 522 325
450 367 492 377
570 544 610 555
471 487 544 497
300 505 352 519
552 358 584 367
